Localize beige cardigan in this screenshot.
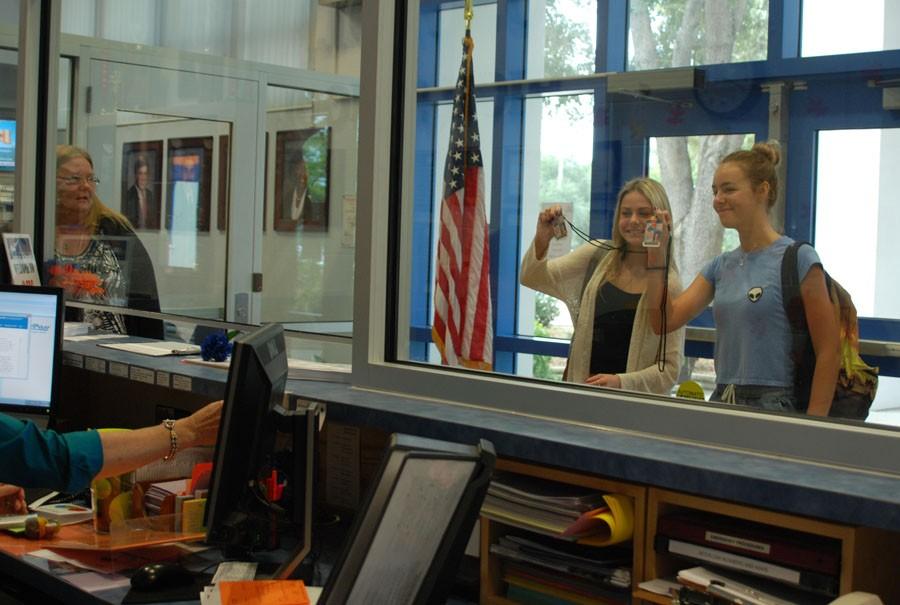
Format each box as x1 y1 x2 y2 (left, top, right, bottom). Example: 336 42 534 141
520 240 685 394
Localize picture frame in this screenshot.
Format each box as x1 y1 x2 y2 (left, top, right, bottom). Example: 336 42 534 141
121 140 163 230
166 137 213 233
273 127 330 232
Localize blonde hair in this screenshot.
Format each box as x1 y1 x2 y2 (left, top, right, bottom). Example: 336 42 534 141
720 140 781 209
56 144 132 232
606 177 677 277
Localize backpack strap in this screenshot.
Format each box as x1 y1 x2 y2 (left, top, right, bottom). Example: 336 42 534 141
781 240 819 412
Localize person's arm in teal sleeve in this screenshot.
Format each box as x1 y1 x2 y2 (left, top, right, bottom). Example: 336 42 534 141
0 414 103 492
0 400 222 493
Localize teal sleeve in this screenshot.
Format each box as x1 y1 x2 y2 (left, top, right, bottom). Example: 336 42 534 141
0 413 103 492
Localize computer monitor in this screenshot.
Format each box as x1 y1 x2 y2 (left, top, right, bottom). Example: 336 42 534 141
319 434 496 605
205 323 293 555
0 285 63 420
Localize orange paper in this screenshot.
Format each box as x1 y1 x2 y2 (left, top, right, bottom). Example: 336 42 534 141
189 462 213 494
219 580 309 605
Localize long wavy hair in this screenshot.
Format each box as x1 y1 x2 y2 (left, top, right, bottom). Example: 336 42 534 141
56 144 132 233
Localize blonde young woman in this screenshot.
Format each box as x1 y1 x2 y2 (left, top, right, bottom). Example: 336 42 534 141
645 142 840 415
52 145 163 339
520 177 685 394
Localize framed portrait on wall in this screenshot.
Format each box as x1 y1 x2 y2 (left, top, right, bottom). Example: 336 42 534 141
166 137 212 233
273 127 330 232
121 140 163 230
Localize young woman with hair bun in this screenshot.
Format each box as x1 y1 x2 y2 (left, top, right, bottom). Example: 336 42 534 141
644 141 840 415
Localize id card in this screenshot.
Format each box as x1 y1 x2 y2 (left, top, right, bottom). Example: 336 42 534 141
642 218 662 248
552 215 568 239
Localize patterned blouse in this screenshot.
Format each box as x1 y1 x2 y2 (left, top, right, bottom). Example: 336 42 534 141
50 238 128 334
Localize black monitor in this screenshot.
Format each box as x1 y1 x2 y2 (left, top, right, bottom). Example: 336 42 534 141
0 285 63 422
205 323 313 560
319 434 496 605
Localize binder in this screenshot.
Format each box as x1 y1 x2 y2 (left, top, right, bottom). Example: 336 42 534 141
657 512 840 575
655 534 839 597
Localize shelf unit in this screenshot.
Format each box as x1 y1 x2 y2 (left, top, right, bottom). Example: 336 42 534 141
638 487 900 605
479 458 647 605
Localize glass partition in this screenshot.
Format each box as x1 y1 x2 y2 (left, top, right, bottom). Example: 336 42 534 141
382 0 900 441
261 84 359 342
47 0 359 356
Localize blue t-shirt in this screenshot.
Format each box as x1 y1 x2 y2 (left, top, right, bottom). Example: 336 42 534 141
0 414 103 492
700 236 820 387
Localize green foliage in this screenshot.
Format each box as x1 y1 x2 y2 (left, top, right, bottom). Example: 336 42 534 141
303 128 330 202
532 293 564 381
544 0 594 77
543 0 594 121
535 292 560 327
540 154 591 213
634 0 768 67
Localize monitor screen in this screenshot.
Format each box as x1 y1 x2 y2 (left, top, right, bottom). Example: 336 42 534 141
320 434 495 605
0 285 63 417
0 119 15 171
204 323 288 554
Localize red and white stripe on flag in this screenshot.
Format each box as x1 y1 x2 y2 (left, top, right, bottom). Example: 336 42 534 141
432 33 493 370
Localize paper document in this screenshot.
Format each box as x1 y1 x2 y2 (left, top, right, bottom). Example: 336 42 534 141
98 341 201 356
182 356 351 382
65 333 129 342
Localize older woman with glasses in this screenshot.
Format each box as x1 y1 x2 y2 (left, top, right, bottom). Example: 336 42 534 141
51 145 163 338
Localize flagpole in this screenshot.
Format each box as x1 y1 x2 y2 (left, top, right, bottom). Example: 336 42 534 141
464 0 473 30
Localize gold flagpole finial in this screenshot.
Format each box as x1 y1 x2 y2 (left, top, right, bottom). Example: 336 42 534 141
464 0 474 30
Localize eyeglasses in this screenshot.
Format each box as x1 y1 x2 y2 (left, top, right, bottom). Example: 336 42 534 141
58 175 100 187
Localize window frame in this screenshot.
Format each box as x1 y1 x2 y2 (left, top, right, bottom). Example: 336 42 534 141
354 0 900 477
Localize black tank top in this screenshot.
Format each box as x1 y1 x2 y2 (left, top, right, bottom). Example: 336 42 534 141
589 281 641 375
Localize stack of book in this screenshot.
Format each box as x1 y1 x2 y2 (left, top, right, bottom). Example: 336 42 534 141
144 478 189 517
482 473 636 604
481 472 634 546
655 511 841 602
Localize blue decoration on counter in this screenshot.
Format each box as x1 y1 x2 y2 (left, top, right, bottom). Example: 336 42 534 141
200 332 233 362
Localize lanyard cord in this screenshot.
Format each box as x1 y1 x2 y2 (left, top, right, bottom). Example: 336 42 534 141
656 236 671 372
560 216 622 251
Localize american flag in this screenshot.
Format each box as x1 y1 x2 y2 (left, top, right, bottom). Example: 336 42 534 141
432 33 493 370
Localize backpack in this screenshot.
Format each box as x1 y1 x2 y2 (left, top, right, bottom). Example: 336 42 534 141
781 242 878 419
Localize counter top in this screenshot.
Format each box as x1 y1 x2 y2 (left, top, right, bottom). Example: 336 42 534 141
62 338 900 534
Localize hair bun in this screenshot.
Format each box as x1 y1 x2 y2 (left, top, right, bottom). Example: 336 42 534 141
752 140 781 167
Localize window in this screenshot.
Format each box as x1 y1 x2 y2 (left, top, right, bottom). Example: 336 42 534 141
45 1 358 362
801 0 900 57
627 0 768 70
356 0 900 473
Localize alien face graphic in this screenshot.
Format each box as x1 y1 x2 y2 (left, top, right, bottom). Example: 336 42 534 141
747 286 763 303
